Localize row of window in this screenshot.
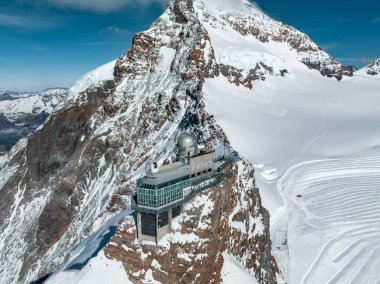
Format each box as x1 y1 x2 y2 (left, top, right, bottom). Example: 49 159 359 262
191 168 212 178
137 179 190 207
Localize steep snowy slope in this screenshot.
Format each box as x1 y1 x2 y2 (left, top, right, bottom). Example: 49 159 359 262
356 58 380 76
194 0 351 81
67 59 117 101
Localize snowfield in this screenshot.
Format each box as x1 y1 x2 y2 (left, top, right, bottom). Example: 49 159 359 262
279 156 380 284
46 252 133 284
205 70 380 284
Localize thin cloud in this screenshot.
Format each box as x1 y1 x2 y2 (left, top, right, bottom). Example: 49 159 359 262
0 13 62 29
321 43 342 51
104 26 130 35
46 0 167 13
329 18 344 24
371 16 380 24
55 41 129 46
339 57 377 65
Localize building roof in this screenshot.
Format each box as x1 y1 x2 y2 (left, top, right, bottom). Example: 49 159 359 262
177 133 197 148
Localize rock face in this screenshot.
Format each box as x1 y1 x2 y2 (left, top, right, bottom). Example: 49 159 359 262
0 0 353 283
0 88 67 152
104 161 281 284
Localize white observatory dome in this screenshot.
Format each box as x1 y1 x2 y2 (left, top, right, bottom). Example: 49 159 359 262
177 133 197 148
177 133 198 157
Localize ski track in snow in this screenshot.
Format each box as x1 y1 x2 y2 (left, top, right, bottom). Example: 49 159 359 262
278 156 380 284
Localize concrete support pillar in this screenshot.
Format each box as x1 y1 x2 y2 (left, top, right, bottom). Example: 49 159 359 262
168 207 173 231
137 212 142 241
155 213 159 244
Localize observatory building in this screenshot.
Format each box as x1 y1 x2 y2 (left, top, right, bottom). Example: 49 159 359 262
135 133 217 242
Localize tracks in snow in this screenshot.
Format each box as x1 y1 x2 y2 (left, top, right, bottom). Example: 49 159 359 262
278 156 380 284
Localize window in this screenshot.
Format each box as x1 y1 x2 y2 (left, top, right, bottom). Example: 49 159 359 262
141 213 156 237
172 206 181 218
158 211 169 228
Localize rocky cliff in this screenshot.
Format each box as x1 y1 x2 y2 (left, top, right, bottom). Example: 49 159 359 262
104 161 281 284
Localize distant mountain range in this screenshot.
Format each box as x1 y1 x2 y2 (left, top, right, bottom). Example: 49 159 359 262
0 88 67 154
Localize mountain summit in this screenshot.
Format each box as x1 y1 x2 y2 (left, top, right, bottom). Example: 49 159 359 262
356 58 380 76
0 0 373 283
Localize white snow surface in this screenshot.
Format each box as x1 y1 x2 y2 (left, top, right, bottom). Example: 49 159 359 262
46 210 134 284
203 29 380 284
221 252 259 284
278 156 380 284
45 252 133 284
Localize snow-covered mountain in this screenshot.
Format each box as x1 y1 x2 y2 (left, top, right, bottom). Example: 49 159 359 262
0 88 67 153
356 58 380 76
0 0 379 284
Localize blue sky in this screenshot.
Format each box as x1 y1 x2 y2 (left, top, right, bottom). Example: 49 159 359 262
0 0 379 91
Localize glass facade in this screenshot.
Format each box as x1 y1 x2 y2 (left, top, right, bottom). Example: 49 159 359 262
137 175 191 208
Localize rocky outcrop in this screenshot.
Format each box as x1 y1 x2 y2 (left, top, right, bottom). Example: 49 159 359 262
104 161 282 283
363 58 380 76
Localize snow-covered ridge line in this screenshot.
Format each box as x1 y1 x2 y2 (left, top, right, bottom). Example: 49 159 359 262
194 0 351 80
67 60 117 102
0 88 67 121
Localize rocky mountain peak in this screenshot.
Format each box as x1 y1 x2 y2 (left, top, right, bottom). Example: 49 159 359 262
355 58 380 77
364 58 380 76
192 0 351 80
